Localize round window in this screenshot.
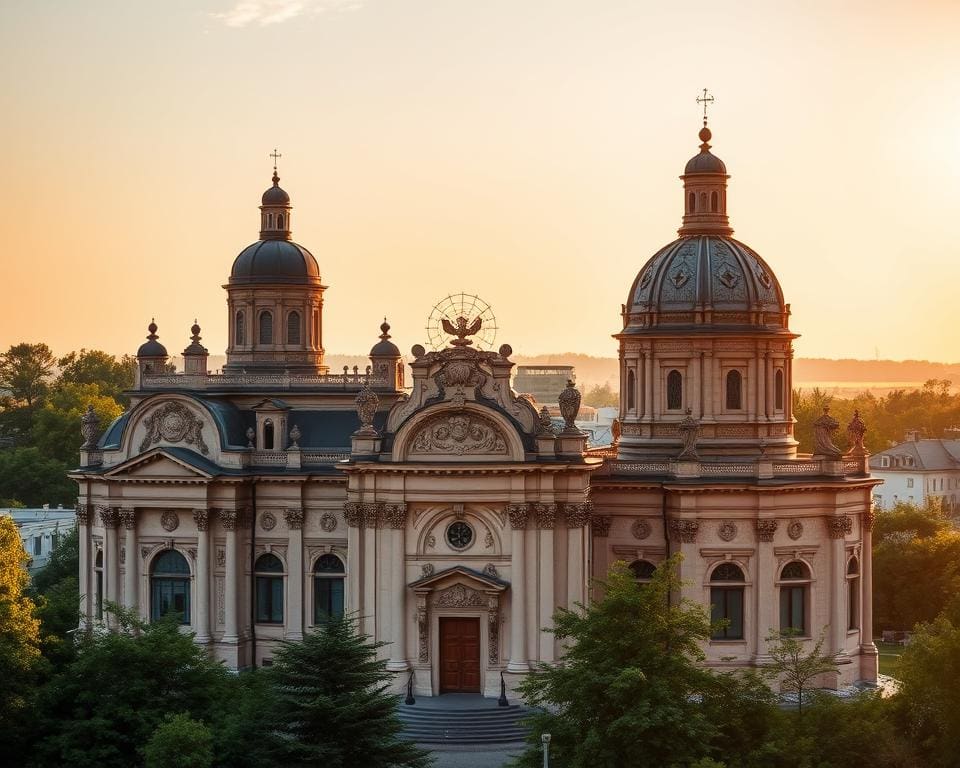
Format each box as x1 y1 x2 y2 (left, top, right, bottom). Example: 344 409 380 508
446 521 474 550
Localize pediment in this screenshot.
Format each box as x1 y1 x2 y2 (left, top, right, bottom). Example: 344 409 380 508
409 565 508 594
103 449 214 480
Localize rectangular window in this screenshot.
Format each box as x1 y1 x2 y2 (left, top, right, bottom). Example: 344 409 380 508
151 578 190 624
33 537 41 556
710 587 744 640
256 576 284 624
314 578 345 624
780 586 806 634
907 478 914 488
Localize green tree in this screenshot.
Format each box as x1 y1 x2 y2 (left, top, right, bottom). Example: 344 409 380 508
583 382 618 408
145 713 214 768
262 615 431 768
0 447 76 507
58 349 136 405
762 630 839 714
511 557 774 768
210 671 279 768
30 525 80 665
0 342 56 407
32 382 123 464
32 607 228 768
0 515 43 755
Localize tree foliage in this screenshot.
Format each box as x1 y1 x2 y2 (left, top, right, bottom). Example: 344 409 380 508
582 382 618 408
0 342 57 407
29 525 80 665
762 630 839 714
32 382 123 464
57 349 136 404
0 447 77 507
145 714 214 768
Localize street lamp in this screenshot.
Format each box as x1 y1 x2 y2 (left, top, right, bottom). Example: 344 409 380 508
541 733 551 768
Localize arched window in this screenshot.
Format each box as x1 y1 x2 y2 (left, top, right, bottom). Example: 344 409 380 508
150 549 190 624
688 191 696 212
667 369 683 410
775 369 784 411
255 553 284 624
627 369 636 411
710 191 719 212
268 213 274 228
235 311 245 346
726 370 743 410
847 558 860 630
287 311 301 345
263 419 274 450
259 311 273 345
277 213 284 229
314 554 345 624
710 562 745 640
629 559 657 583
94 550 104 620
779 561 811 635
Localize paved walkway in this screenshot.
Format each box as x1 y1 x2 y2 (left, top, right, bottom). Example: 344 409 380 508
428 745 525 768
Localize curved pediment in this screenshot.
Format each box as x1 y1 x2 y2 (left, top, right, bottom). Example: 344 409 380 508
392 404 526 462
113 394 228 465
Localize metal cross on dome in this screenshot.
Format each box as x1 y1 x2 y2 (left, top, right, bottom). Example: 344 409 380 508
270 148 282 172
696 88 715 123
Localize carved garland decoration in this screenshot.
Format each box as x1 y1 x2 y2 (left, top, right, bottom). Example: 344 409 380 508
139 401 209 455
409 413 507 456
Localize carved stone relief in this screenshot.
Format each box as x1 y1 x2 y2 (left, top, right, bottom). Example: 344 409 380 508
787 520 804 540
827 515 853 539
319 513 338 532
160 511 180 532
260 511 277 531
410 413 507 455
756 520 779 542
668 519 700 543
139 401 209 455
631 518 652 540
434 584 488 609
718 521 738 542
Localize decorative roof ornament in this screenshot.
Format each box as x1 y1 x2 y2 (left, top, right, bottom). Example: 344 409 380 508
289 423 301 449
246 427 255 448
426 293 498 351
677 407 700 460
183 319 208 356
813 405 842 458
845 410 868 457
557 380 582 433
80 404 101 450
355 383 380 436
442 315 483 347
537 406 556 436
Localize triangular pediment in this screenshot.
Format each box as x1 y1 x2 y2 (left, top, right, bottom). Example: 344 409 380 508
103 448 214 480
409 565 508 593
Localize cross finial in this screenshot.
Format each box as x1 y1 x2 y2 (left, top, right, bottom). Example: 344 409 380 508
270 148 282 172
696 88 715 125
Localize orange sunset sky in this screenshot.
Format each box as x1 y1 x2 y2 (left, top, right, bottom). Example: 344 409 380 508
1 0 958 363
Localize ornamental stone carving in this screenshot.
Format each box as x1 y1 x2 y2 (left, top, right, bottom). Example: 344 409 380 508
216 548 226 567
417 600 429 663
75 503 91 526
718 521 738 542
382 503 407 530
507 503 529 530
827 515 853 539
537 407 555 435
98 506 118 528
668 519 700 543
592 515 612 537
862 506 876 532
677 408 700 460
219 509 239 531
434 584 488 609
289 423 302 448
420 563 435 577
80 404 101 450
845 410 867 456
284 508 304 530
410 413 507 456
482 563 499 578
565 502 593 528
319 513 338 532
193 509 210 531
355 385 379 435
631 518 652 540
118 508 136 530
139 401 209 455
362 502 381 529
787 520 804 540
557 380 582 432
488 607 500 664
260 511 277 531
812 406 842 458
535 503 556 529
756 520 779 542
160 511 180 532
344 502 364 528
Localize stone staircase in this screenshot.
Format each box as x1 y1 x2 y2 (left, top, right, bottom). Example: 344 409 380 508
397 694 532 745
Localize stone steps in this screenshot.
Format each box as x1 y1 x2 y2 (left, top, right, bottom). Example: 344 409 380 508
398 698 532 745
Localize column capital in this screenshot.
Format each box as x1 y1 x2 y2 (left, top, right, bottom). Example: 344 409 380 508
591 514 612 538
668 518 700 543
284 507 304 530
344 501 364 528
564 501 593 528
118 508 136 530
507 503 530 530
98 505 118 528
756 519 779 542
193 509 211 531
862 506 876 532
219 508 240 531
535 503 556 530
383 503 407 530
75 503 92 526
826 515 853 539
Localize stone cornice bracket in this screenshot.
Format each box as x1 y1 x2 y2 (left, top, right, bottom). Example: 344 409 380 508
193 509 210 531
118 508 136 530
535 503 557 530
756 519 779 542
668 518 700 543
591 515 612 538
383 503 407 530
507 503 530 530
344 502 365 528
564 501 593 528
284 508 305 530
862 506 876 532
219 509 240 531
98 505 118 528
75 503 91 526
826 515 853 539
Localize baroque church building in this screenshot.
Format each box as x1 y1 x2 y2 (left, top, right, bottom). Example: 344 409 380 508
73 122 879 696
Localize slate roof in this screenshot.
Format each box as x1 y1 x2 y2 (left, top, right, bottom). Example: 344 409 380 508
869 439 960 472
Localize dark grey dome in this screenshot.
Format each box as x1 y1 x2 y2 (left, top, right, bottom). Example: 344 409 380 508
262 184 290 206
627 235 786 330
370 320 400 356
230 240 321 285
137 321 168 357
684 151 727 174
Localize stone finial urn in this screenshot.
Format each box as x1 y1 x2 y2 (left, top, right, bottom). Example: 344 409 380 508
80 404 101 450
557 380 582 433
289 423 302 449
355 385 380 436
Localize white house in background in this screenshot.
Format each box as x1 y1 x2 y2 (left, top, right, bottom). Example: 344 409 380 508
869 437 960 512
1 507 76 573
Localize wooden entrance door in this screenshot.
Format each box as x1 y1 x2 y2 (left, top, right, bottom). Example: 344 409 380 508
439 617 481 693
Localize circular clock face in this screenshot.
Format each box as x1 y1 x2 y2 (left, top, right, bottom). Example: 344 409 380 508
446 521 474 550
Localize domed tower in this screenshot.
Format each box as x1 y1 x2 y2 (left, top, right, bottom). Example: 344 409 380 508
224 164 328 373
616 119 797 459
368 319 405 390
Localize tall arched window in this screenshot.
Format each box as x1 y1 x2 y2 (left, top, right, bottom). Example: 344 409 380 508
150 549 190 624
263 419 275 450
667 369 683 410
94 550 104 620
629 559 657 583
277 213 284 229
699 192 707 210
235 311 245 346
287 311 301 345
314 554 345 624
710 562 745 640
259 311 273 345
710 191 719 212
726 370 743 410
775 369 784 411
779 561 811 635
255 553 284 624
268 213 274 228
627 369 636 411
847 558 860 630
688 191 696 212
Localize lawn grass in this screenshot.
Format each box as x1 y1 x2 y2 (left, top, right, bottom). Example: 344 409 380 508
876 641 903 678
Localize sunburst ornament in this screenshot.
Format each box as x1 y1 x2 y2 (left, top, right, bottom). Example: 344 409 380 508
425 293 498 351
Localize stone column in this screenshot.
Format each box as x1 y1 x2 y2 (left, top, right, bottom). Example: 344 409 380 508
344 503 363 616
507 504 530 672
703 352 715 420
747 357 757 420
690 352 702 418
668 517 700 603
118 508 137 611
362 503 379 641
384 503 408 671
565 503 591 612
643 351 654 421
860 508 877 655
536 504 556 663
99 507 119 625
754 520 779 662
828 515 851 655
221 509 240 644
762 352 771 419
76 503 91 628
284 508 304 640
193 509 211 643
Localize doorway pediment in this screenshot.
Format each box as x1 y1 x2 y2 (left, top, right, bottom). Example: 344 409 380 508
409 565 508 595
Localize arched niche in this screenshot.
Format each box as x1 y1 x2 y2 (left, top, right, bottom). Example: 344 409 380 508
391 404 525 463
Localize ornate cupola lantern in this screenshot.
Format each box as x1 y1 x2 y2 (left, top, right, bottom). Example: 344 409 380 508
369 319 404 390
182 320 209 376
259 150 292 240
134 319 169 388
616 92 798 460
